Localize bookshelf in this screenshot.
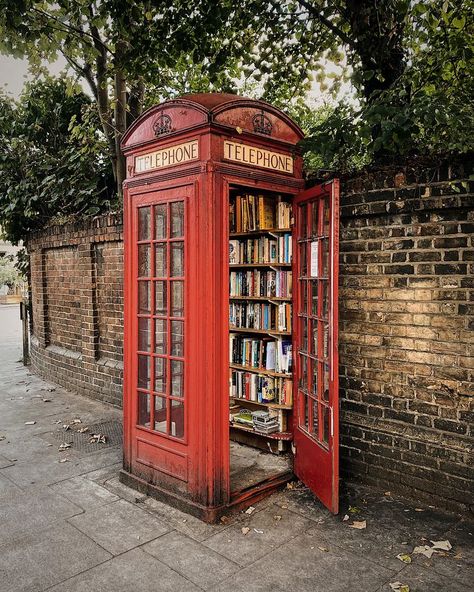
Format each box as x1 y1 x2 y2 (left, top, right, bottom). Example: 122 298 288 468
229 189 293 451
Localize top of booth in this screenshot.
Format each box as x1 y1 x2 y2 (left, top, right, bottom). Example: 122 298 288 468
121 92 304 151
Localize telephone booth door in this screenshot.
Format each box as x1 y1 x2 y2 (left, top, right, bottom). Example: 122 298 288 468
293 181 340 514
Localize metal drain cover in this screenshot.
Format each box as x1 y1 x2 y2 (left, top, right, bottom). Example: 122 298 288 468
42 419 122 453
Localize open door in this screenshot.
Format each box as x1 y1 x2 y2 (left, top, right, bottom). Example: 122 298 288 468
293 180 340 513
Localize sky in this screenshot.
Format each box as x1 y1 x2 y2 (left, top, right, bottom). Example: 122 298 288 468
0 54 65 98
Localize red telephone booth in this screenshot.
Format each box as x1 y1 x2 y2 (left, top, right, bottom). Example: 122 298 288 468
120 93 339 522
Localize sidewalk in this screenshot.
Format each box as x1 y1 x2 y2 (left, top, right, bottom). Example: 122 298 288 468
0 305 472 592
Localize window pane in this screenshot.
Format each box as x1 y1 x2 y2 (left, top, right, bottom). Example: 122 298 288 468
138 207 151 240
137 355 150 389
300 394 308 430
171 320 184 357
138 244 150 277
301 280 308 312
171 242 184 277
299 204 307 237
138 318 150 352
323 363 330 402
155 204 167 239
312 359 318 397
171 359 184 398
137 392 150 427
323 323 329 359
322 280 329 318
155 281 167 315
301 317 308 352
154 396 167 433
138 281 150 314
312 320 319 357
312 399 319 436
299 355 307 391
300 243 307 276
311 281 318 316
322 405 330 444
171 281 184 316
154 356 166 394
311 201 319 237
155 243 167 277
155 318 167 354
322 238 329 278
170 399 185 438
170 201 184 238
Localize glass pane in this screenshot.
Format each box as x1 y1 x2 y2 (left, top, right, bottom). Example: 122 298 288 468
171 359 184 398
300 243 307 276
155 204 167 239
154 396 167 433
312 358 318 396
301 280 308 312
171 281 184 316
299 355 307 390
299 204 307 237
322 405 330 444
155 281 167 315
138 318 150 352
171 242 184 277
312 320 319 357
138 281 150 314
322 280 329 318
170 399 185 438
323 362 330 402
311 201 319 237
155 243 167 277
301 317 308 352
323 196 330 237
311 398 319 436
323 323 329 359
138 207 151 241
322 238 329 278
137 392 150 427
171 320 184 357
155 318 167 354
301 394 308 430
137 355 150 389
138 244 150 277
170 201 184 238
154 356 166 394
311 281 318 316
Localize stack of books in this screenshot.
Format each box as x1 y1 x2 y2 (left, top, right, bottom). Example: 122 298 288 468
252 410 280 434
229 233 292 265
230 194 290 233
229 270 292 298
229 335 293 374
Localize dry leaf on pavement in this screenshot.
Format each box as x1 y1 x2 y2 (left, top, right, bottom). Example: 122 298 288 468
396 553 412 564
241 527 250 535
348 520 366 529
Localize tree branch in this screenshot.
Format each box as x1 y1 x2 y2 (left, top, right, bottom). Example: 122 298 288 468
296 0 356 50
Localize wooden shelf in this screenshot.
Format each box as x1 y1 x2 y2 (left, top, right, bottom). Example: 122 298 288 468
230 228 291 237
229 326 291 336
230 422 293 441
229 263 291 269
229 363 291 379
229 296 291 302
229 396 292 410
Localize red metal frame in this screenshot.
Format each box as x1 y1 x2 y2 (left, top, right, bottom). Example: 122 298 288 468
292 181 340 514
121 94 339 521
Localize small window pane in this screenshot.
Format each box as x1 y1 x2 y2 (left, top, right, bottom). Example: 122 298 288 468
312 359 318 397
171 281 184 317
138 281 150 314
137 355 150 389
301 317 308 352
300 395 308 430
323 363 330 402
323 197 330 236
171 320 184 357
311 281 318 316
170 399 185 438
155 318 167 354
171 359 184 398
138 392 150 427
170 201 184 238
154 356 166 394
138 207 151 240
155 204 167 239
311 201 319 237
299 355 307 391
323 323 329 359
138 318 150 352
300 243 307 276
138 244 150 277
312 320 319 357
154 396 167 433
299 204 307 237
155 243 167 277
301 280 308 312
322 405 330 444
171 242 184 277
155 281 167 315
312 399 319 436
322 280 329 318
322 238 329 278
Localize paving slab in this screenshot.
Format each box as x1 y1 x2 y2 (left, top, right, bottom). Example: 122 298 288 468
49 475 120 510
203 504 314 567
143 530 240 589
0 472 23 501
210 532 396 592
46 547 201 592
0 521 111 592
379 562 470 592
68 498 171 555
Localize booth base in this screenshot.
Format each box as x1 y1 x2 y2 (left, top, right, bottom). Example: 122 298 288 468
119 468 293 524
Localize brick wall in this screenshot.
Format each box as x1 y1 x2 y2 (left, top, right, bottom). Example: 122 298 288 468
28 215 123 406
27 159 473 511
338 158 474 513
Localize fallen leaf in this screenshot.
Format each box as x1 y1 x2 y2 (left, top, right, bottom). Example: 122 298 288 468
384 491 391 496
414 508 424 512
348 520 366 530
220 515 230 524
62 424 71 431
89 434 107 444
245 506 256 515
78 427 89 433
72 419 82 424
58 443 71 451
396 553 412 564
389 582 410 592
241 527 250 535
342 514 350 521
59 458 69 463
0 435 5 441
42 398 52 402
318 546 329 552
348 505 360 514
24 421 36 425
236 126 243 134
431 540 452 551
273 515 282 521
253 528 264 534
413 545 435 558
54 420 62 424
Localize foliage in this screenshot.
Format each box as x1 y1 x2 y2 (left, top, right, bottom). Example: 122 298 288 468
0 255 23 287
0 77 115 244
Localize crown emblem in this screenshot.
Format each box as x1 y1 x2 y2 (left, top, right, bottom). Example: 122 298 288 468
153 113 172 136
252 112 272 135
